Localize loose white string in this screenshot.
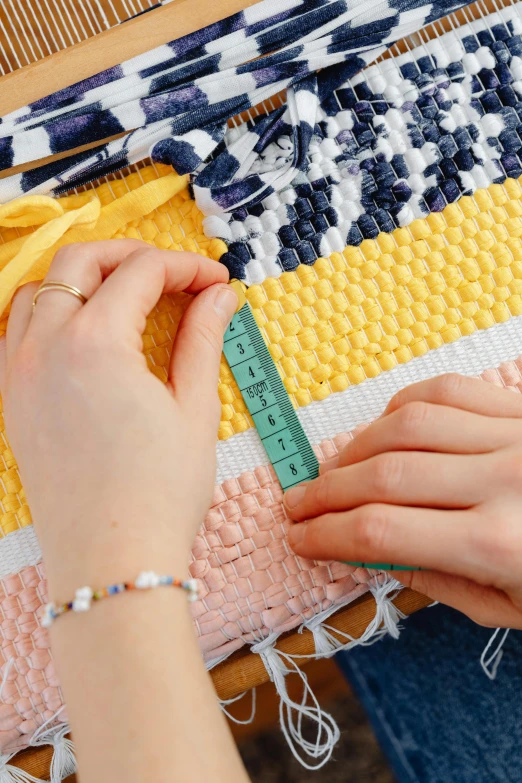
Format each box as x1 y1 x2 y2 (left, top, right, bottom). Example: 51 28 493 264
220 689 257 725
480 628 511 681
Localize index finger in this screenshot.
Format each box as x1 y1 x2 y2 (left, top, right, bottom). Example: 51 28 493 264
384 373 522 419
287 505 502 583
79 246 228 343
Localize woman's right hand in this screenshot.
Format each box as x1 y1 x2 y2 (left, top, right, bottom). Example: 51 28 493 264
284 374 522 630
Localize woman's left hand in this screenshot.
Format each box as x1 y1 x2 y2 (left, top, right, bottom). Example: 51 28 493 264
284 374 522 629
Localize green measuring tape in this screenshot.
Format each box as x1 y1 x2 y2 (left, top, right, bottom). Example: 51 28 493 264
223 299 418 572
223 302 319 491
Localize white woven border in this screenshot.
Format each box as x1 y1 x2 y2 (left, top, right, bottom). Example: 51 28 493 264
216 315 522 483
0 524 42 580
2 315 522 579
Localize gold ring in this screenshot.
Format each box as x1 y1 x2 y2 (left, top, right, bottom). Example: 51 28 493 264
32 281 88 312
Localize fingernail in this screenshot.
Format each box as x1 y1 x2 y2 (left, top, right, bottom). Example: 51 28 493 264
214 286 238 326
288 523 305 549
319 455 339 474
284 484 306 509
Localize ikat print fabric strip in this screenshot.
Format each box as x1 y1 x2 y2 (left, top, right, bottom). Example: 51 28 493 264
0 0 474 206
203 4 522 282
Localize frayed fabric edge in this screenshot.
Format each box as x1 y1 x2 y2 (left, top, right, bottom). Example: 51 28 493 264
218 574 405 771
0 576 402 780
6 576 488 778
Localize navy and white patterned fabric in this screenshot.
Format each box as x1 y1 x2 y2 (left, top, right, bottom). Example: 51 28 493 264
0 0 472 208
201 4 522 283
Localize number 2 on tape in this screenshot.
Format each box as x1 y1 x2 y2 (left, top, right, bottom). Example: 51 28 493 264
223 302 319 491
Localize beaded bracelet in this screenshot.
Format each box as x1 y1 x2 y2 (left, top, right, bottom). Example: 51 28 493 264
41 571 199 627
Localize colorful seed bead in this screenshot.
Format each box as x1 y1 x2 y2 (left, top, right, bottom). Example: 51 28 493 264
41 571 199 627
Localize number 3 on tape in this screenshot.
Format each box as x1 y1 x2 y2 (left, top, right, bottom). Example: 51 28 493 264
223 302 319 491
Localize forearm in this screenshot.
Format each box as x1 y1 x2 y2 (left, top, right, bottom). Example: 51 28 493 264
50 572 250 783
2 243 250 779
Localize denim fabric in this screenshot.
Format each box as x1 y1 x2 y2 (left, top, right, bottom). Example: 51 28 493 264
337 604 522 783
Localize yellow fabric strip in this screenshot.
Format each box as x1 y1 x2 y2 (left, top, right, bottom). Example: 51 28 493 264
0 195 65 228
1 168 522 537
0 172 189 319
0 199 101 316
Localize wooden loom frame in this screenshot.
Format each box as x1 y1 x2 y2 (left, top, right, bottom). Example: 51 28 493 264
0 0 512 167
4 0 502 774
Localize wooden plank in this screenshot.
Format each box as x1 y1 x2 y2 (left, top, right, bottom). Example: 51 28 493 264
10 589 429 778
0 0 259 116
211 588 431 700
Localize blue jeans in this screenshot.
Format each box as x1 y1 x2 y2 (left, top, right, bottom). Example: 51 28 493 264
336 604 522 783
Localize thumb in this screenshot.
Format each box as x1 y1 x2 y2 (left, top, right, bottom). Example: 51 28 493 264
0 335 6 394
169 283 238 421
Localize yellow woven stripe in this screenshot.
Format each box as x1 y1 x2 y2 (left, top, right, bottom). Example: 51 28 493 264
0 404 31 536
0 165 227 537
1 170 522 536
217 177 522 438
115 172 522 440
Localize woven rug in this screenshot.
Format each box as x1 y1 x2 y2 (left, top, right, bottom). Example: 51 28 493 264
1 1 522 779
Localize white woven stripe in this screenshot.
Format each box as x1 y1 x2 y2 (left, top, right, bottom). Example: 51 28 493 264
0 525 42 580
3 315 522 577
216 315 522 483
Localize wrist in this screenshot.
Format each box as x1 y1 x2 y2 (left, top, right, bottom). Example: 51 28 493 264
44 567 198 630
42 528 194 600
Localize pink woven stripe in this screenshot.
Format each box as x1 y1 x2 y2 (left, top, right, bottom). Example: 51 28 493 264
191 432 373 660
0 563 64 753
0 436 371 754
1 354 522 753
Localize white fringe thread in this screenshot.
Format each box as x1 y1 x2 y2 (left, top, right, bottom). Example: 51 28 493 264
245 574 404 770
0 660 74 783
480 628 511 681
30 711 75 783
1 577 511 778
219 689 257 725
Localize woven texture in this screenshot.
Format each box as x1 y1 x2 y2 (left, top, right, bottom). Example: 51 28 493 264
209 5 522 281
2 352 522 754
3 169 522 446
117 172 522 441
3 171 522 523
2 2 522 764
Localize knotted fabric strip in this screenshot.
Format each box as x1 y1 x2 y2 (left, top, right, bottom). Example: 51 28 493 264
0 0 473 213
0 172 189 318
